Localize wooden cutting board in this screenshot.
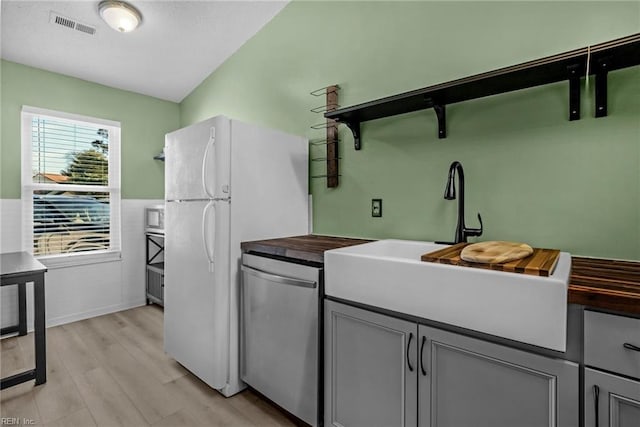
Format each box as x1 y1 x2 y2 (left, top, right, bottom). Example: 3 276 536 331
421 243 561 277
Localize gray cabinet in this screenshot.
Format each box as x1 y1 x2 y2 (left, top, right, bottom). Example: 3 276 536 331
584 368 640 427
325 301 579 427
324 301 417 427
584 310 640 380
584 310 640 427
418 324 579 427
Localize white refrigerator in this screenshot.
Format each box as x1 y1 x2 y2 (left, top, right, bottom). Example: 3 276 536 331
163 115 309 397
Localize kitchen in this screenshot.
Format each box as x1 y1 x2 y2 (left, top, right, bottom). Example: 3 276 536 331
1 1 639 426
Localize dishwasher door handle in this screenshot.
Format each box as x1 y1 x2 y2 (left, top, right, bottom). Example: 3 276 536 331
241 265 317 288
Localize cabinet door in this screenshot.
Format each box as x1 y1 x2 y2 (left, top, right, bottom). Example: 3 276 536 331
146 267 164 305
584 310 640 380
585 368 640 427
325 301 417 427
418 324 579 427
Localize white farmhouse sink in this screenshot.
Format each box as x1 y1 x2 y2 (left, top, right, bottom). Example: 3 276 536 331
325 239 572 352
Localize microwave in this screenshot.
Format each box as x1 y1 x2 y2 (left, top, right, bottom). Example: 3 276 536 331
145 205 165 234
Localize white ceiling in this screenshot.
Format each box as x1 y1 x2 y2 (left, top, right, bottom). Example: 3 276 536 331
1 0 288 102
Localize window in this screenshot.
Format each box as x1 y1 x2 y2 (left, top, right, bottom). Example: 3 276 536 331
21 106 121 265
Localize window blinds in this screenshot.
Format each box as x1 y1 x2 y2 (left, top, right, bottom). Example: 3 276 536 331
31 118 110 186
22 108 121 258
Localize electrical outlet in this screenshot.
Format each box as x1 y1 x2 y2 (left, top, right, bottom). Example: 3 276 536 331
372 199 382 217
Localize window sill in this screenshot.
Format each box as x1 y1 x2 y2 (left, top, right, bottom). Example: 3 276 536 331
37 250 122 269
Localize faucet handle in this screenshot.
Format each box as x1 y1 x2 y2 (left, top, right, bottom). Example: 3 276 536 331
464 213 483 238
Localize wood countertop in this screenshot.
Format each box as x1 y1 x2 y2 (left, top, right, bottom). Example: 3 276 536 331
241 234 371 264
241 235 640 315
569 257 640 314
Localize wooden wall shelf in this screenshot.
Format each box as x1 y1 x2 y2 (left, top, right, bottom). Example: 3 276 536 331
325 33 640 150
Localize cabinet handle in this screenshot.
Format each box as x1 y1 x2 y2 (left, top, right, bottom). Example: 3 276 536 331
593 384 600 427
623 342 640 352
406 333 414 372
420 335 427 376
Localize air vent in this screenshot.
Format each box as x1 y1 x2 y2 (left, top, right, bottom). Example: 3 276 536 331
54 14 75 29
75 23 96 35
49 11 96 36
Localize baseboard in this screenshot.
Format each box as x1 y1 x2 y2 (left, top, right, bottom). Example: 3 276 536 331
45 299 148 329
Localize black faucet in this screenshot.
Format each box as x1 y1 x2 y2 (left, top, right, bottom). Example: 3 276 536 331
444 161 483 244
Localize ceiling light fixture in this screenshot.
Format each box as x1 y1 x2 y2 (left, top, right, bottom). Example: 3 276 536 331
98 0 141 33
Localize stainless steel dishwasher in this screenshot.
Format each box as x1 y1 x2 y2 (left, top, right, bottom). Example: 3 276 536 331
240 253 321 427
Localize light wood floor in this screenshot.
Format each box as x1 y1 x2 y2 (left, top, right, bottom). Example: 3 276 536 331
0 305 299 426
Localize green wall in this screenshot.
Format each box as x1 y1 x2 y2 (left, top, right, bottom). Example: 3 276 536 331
0 60 179 199
181 1 640 260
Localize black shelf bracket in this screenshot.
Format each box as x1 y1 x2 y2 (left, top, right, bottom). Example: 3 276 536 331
345 121 362 150
433 104 446 138
595 56 611 118
567 64 581 121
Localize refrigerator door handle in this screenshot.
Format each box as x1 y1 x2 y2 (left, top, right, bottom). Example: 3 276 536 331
201 200 216 272
201 128 216 198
